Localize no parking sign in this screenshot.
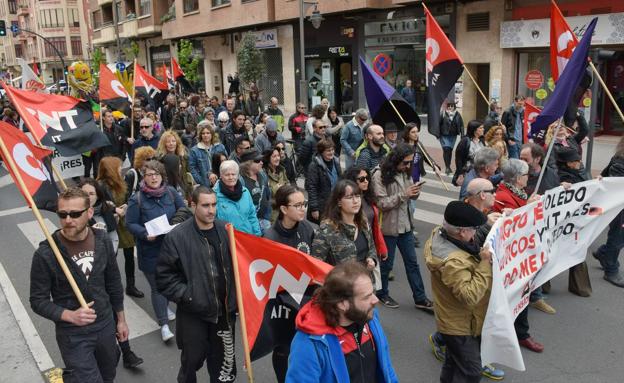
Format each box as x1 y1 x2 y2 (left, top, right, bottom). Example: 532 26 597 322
373 53 392 77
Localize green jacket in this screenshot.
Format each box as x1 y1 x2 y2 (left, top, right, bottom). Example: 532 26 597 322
312 221 378 267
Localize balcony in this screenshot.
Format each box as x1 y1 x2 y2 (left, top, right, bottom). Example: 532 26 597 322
92 24 116 45
98 0 113 6
119 19 138 38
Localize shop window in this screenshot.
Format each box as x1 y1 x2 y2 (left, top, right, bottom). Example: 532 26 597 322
183 0 199 13
517 51 552 108
467 12 489 32
212 0 230 8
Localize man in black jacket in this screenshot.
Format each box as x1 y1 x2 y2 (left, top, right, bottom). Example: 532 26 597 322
157 186 237 383
30 187 127 383
298 119 328 172
501 95 525 159
100 109 127 160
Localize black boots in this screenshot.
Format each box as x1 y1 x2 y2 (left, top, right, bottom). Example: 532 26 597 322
121 343 144 369
125 276 145 298
442 147 453 175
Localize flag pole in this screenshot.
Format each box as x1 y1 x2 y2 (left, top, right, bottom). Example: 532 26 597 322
131 59 137 140
533 117 564 196
0 135 88 309
387 99 450 191
226 224 254 383
588 61 624 124
462 64 491 106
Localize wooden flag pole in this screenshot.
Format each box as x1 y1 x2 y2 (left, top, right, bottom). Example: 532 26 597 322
226 224 254 383
533 117 564 196
0 135 88 309
462 64 490 107
131 59 137 140
388 99 450 191
588 61 624 125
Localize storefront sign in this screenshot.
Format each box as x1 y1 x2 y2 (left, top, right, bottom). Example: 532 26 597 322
253 29 278 49
524 70 544 90
364 16 449 47
501 12 624 48
305 46 351 59
372 53 392 77
365 35 422 47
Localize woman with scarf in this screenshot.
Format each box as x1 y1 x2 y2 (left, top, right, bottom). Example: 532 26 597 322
438 102 464 175
239 148 272 232
263 147 289 223
305 139 342 225
214 160 262 235
126 160 185 343
188 121 227 187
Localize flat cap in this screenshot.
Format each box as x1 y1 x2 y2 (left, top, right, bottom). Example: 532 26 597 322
444 201 487 228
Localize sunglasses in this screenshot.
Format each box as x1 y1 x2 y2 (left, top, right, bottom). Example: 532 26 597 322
276 147 285 151
253 159 263 163
57 208 88 219
140 125 151 129
357 176 369 183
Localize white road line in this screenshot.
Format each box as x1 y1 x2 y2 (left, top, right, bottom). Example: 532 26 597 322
17 220 160 340
421 177 459 192
415 209 445 226
0 205 31 218
0 173 14 188
0 262 55 372
418 191 455 207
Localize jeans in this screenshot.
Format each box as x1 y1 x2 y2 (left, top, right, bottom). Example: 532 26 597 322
440 334 482 383
514 307 530 340
595 210 624 276
143 271 169 326
508 142 520 159
378 232 427 303
529 286 543 302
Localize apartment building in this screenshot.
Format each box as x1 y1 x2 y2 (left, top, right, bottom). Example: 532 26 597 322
0 0 20 82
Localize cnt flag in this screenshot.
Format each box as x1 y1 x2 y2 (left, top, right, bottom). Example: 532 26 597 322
524 102 541 144
0 121 58 211
229 226 332 361
550 1 578 82
171 57 195 93
2 82 110 156
530 18 597 140
99 63 133 115
17 58 47 93
424 4 464 138
133 63 169 110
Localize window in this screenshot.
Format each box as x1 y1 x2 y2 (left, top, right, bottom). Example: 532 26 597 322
92 10 102 29
69 8 79 27
70 37 82 56
139 0 150 16
466 12 489 32
44 37 67 57
183 0 198 13
14 44 23 58
211 0 229 7
102 4 113 25
8 0 17 14
39 9 64 28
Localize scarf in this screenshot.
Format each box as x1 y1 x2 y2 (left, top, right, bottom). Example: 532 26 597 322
440 229 481 257
220 180 244 202
140 181 167 198
503 181 528 200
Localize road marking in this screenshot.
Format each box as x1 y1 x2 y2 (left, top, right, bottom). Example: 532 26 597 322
418 191 455 207
0 261 55 371
17 220 160 340
0 173 14 188
0 205 31 218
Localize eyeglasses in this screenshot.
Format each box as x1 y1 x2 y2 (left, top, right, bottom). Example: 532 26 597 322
356 176 369 183
477 188 496 194
287 202 308 210
253 159 262 163
57 208 88 219
342 194 362 201
144 172 161 178
140 125 151 129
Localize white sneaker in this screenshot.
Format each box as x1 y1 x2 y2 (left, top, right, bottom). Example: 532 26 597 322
161 324 174 342
167 307 176 321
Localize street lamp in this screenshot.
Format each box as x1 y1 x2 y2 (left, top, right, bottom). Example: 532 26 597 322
299 0 322 109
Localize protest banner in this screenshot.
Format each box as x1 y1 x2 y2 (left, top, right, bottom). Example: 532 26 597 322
481 178 624 370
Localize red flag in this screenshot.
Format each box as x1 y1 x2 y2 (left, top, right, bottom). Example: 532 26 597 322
171 57 194 93
133 63 169 109
32 62 40 77
0 122 58 210
163 63 175 90
2 82 110 156
99 64 132 114
424 4 464 138
550 1 578 82
524 101 542 144
230 226 332 361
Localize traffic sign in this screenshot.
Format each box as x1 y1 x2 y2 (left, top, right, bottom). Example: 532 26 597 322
116 62 126 72
372 53 392 77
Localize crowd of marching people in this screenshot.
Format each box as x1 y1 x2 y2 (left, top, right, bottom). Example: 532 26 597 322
22 85 624 383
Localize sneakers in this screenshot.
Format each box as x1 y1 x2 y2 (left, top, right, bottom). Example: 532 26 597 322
518 337 544 353
604 272 624 288
379 295 400 309
482 364 505 381
415 298 434 312
122 350 144 369
529 299 556 314
161 324 174 342
428 333 446 361
167 307 176 321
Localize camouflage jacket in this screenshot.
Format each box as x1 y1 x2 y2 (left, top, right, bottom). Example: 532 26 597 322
311 221 378 266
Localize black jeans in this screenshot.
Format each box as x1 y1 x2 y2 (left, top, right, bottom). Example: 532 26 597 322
176 310 237 383
440 334 482 383
82 151 102 178
56 319 120 383
122 247 136 281
514 307 530 340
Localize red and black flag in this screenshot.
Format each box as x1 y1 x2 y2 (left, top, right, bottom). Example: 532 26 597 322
99 63 132 115
0 121 58 211
550 1 578 83
523 102 541 144
163 63 175 90
171 57 195 93
2 82 110 157
229 226 332 361
133 63 168 110
424 4 464 138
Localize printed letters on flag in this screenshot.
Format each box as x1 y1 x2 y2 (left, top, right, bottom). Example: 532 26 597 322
99 63 132 115
524 102 541 144
481 179 624 370
17 58 47 93
229 226 332 361
2 82 110 156
550 2 578 82
134 64 169 110
424 6 464 138
530 18 597 139
171 57 195 93
0 121 58 211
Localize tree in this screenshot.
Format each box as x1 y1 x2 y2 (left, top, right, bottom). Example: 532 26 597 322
91 47 106 87
178 39 201 86
236 32 264 92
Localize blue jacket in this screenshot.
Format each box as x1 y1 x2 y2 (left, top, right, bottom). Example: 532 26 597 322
286 303 398 383
340 118 365 157
400 87 416 108
188 142 227 187
129 134 159 164
214 181 262 236
125 186 186 273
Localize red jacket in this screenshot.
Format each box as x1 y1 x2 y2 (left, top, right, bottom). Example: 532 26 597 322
371 203 388 257
492 182 527 213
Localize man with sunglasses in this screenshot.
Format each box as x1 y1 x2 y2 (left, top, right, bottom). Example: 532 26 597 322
129 117 159 164
287 103 309 150
30 188 126 382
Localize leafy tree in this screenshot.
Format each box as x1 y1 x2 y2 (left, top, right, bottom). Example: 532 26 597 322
236 32 264 91
91 48 106 87
178 39 201 85
122 40 140 61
